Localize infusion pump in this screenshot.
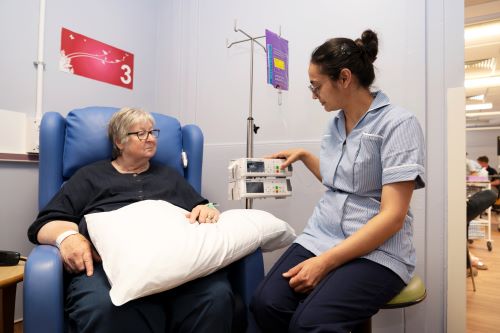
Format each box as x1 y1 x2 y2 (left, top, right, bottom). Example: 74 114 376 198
228 158 293 200
229 178 292 200
228 158 292 179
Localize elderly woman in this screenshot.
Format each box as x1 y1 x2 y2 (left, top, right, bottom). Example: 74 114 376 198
27 107 232 333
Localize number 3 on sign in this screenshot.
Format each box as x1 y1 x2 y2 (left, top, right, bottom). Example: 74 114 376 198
120 64 132 85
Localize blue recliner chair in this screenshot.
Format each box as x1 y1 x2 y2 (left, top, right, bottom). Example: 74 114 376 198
23 106 264 333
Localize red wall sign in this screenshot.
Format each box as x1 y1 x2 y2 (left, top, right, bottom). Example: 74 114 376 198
60 28 134 89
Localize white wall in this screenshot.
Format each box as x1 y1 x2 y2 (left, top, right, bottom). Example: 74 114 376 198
426 0 466 331
0 0 464 331
0 0 162 321
157 0 463 332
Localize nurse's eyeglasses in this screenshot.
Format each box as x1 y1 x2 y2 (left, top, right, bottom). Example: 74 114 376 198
308 84 322 96
127 129 160 141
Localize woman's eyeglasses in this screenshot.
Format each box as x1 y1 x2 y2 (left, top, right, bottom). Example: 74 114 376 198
127 129 160 141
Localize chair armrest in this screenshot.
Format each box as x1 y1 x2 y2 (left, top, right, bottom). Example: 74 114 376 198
24 245 64 333
39 112 65 209
228 248 265 333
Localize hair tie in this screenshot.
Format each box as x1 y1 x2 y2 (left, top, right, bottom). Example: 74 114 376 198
340 43 351 56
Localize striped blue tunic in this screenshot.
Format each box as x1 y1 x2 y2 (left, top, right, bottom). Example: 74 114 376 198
294 91 425 283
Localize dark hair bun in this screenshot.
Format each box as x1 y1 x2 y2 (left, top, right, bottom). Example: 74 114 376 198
355 30 378 63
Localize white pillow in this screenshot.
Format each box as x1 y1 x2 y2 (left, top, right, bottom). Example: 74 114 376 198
85 200 296 306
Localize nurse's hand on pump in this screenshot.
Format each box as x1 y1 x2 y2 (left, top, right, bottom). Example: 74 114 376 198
267 148 307 169
267 148 322 181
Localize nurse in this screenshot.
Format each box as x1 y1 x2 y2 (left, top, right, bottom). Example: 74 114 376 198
250 30 425 332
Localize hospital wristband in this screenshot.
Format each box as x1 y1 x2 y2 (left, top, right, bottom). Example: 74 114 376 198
206 202 218 209
55 230 79 249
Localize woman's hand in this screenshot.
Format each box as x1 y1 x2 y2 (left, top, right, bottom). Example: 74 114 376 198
59 233 101 276
186 204 220 224
282 256 330 294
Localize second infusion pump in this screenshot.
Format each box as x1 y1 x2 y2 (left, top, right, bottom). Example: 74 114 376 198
228 158 293 200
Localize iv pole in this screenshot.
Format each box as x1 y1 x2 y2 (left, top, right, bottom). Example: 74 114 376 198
226 21 266 209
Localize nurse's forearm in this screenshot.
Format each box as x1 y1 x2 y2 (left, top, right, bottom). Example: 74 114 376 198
320 211 404 270
300 150 321 181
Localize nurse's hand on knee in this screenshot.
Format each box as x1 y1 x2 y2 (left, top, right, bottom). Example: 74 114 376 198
282 257 329 294
60 234 100 276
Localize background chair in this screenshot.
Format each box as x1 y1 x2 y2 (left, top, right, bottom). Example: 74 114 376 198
23 106 264 333
466 189 497 291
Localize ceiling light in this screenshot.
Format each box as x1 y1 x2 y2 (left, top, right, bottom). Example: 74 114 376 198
466 126 500 131
465 111 500 117
465 58 496 71
465 21 500 43
464 76 500 89
465 103 492 111
467 94 485 101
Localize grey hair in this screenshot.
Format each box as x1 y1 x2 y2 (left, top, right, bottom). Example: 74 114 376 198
108 107 155 159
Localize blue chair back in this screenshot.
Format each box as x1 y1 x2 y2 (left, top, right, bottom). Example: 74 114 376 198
38 106 204 209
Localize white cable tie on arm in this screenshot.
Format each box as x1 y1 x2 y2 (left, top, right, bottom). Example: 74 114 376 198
55 230 79 249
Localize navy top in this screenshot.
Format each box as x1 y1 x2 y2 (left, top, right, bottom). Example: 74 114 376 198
28 160 207 244
295 91 425 283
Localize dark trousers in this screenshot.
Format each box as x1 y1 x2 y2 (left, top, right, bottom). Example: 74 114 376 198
250 244 405 333
65 264 234 333
466 189 497 266
467 189 497 224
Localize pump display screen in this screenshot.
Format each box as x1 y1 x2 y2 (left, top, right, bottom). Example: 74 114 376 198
247 161 265 173
246 182 264 193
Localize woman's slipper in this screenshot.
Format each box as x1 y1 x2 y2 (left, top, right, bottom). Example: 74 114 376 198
472 260 488 270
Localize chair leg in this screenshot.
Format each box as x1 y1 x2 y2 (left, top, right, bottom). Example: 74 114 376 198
351 317 372 333
467 249 476 292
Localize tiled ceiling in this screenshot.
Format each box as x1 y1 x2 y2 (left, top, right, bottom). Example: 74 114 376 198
465 0 500 128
